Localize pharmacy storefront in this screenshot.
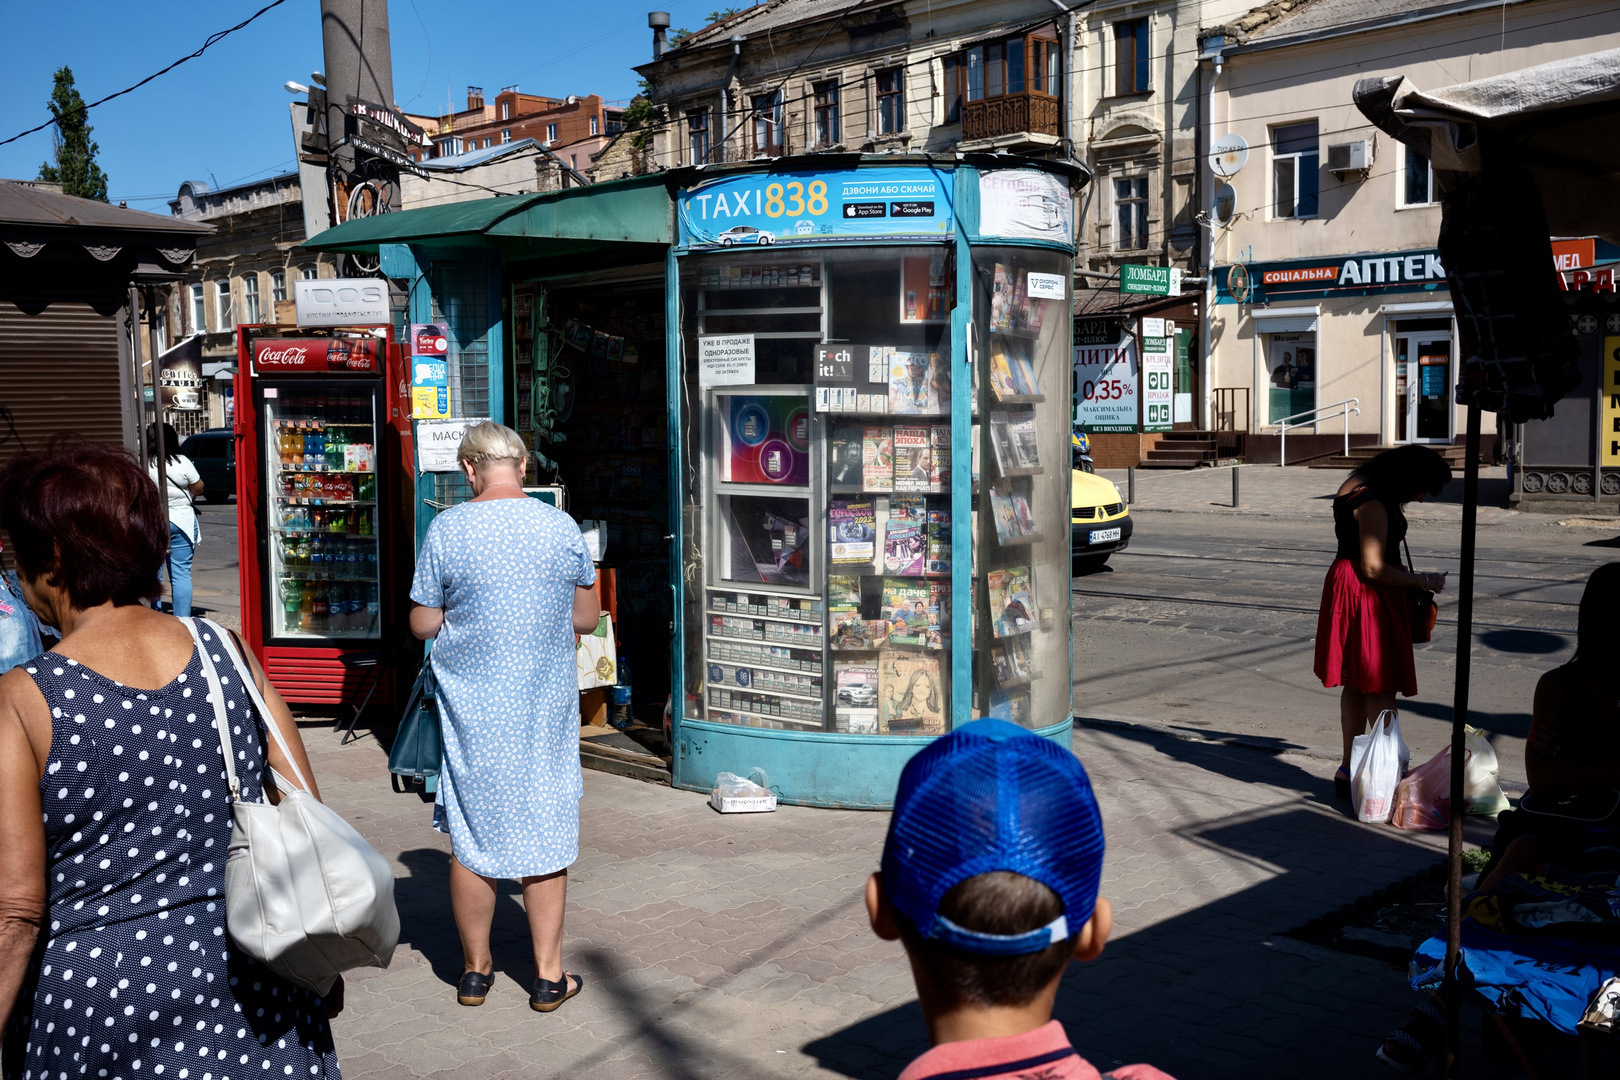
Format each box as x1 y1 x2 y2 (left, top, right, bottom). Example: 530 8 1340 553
1212 247 1470 456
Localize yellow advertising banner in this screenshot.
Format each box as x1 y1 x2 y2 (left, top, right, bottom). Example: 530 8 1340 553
1606 336 1620 465
411 385 449 420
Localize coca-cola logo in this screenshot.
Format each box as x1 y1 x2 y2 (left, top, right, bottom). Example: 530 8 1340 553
258 345 312 366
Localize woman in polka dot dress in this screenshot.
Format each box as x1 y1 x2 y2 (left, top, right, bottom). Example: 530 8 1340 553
0 446 341 1080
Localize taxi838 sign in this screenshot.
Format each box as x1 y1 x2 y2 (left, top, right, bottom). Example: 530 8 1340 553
678 167 953 248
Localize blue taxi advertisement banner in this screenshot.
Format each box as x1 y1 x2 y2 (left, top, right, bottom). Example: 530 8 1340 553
678 167 955 249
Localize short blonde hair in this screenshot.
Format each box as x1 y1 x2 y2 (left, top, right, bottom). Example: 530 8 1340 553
456 421 526 470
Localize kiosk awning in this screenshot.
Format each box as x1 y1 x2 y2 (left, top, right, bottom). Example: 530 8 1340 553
303 173 673 256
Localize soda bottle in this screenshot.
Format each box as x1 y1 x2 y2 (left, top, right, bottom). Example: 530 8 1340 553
329 507 346 534
311 583 329 634
294 536 310 569
282 579 302 626
326 425 343 471
310 536 324 571
357 508 372 536
299 583 315 633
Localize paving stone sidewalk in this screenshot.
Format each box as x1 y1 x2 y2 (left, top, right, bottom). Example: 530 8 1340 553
1098 464 1527 527
306 717 1490 1080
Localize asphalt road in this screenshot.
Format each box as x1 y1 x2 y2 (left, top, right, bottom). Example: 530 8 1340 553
1070 507 1615 791
189 498 242 632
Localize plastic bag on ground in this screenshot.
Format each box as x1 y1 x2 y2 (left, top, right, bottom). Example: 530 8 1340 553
1391 745 1464 830
709 771 778 814
1351 709 1410 824
1463 725 1511 816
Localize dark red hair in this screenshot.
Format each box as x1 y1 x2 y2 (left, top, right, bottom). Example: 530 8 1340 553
0 443 166 608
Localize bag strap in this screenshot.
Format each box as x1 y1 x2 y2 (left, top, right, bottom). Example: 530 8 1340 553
183 617 310 797
180 617 242 802
1402 537 1416 574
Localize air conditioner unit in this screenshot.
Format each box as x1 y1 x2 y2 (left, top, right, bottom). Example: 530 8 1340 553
1327 140 1371 175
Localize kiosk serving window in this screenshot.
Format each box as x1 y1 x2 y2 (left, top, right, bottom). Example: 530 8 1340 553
682 245 953 734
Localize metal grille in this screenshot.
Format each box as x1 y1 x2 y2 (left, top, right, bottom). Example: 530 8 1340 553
428 263 489 419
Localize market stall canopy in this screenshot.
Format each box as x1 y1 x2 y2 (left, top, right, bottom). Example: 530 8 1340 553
0 179 212 280
302 173 673 258
1354 50 1620 422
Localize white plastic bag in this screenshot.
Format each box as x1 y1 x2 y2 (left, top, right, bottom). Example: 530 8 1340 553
1350 710 1410 824
709 772 778 814
1463 725 1511 816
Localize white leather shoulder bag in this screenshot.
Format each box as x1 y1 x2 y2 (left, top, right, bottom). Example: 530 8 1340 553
182 618 400 996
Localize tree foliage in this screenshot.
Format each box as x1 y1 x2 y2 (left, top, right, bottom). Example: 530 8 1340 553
669 6 747 46
620 80 657 153
37 67 110 202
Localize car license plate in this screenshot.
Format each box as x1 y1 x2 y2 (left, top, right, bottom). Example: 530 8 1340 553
1090 527 1121 544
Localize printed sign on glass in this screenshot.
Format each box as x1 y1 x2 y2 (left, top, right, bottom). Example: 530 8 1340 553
977 170 1072 244
726 395 810 485
1074 336 1138 434
678 167 954 248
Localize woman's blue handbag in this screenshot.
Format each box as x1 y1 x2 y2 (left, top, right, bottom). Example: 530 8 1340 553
0 570 42 676
389 657 442 793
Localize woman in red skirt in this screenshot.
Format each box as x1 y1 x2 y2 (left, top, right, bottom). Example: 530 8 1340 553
1315 445 1452 799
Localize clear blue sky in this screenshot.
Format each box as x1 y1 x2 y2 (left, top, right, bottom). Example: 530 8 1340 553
0 0 718 209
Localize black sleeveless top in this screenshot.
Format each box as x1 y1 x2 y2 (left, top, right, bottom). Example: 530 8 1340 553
1333 486 1406 563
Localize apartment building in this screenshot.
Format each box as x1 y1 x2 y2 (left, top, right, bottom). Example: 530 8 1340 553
408 87 625 178
1200 0 1620 457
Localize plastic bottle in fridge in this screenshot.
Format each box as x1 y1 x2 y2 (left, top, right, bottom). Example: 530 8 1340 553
282 579 302 628
299 583 315 632
311 582 329 634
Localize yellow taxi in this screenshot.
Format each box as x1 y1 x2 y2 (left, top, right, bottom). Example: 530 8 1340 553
1072 468 1132 570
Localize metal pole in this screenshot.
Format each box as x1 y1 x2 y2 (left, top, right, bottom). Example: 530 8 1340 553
1232 464 1240 508
1127 465 1136 505
1443 402 1482 1079
141 287 174 612
1345 407 1351 458
1280 425 1286 467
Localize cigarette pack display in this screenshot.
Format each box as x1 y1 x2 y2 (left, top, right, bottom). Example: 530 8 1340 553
882 578 931 647
869 346 891 386
987 566 1035 638
862 426 894 492
834 663 880 734
878 651 946 735
889 350 943 414
829 499 877 565
891 426 931 493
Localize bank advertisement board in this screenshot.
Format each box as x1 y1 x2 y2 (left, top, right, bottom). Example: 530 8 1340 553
1216 249 1447 304
1074 335 1138 433
677 167 955 248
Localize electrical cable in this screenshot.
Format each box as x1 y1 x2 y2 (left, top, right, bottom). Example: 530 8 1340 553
0 0 291 150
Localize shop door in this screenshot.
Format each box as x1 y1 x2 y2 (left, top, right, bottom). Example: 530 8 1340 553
1398 333 1453 442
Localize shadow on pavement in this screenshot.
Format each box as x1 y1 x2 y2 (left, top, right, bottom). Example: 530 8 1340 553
394 847 532 990
803 725 1498 1079
1477 628 1566 654
1396 697 1532 740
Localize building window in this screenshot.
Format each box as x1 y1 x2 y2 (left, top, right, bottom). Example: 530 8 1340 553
1033 36 1060 96
189 283 205 334
607 118 622 134
545 122 557 144
1272 121 1320 218
813 81 840 146
501 101 510 120
300 266 318 280
1402 146 1436 207
242 275 260 324
590 115 599 136
687 108 710 163
1115 177 1149 250
1115 19 1149 94
752 89 783 155
876 68 904 135
270 270 286 303
153 310 167 355
215 280 232 330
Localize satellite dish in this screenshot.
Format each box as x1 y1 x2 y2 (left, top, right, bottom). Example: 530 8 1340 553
1211 183 1236 227
1211 134 1250 178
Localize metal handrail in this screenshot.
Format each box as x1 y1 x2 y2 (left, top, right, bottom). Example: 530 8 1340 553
1277 398 1360 466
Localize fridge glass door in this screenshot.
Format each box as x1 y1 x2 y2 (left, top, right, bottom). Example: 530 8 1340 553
261 384 383 641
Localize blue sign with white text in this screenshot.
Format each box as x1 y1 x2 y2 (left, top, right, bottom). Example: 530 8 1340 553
678 167 955 249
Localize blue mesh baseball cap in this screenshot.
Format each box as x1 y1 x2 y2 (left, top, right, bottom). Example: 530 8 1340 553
881 719 1105 956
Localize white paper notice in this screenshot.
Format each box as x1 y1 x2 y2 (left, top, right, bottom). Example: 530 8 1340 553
978 170 1073 242
1142 317 1166 338
1026 271 1066 300
698 334 756 387
416 417 485 473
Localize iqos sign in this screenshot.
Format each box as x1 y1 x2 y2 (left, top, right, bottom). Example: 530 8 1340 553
294 278 390 328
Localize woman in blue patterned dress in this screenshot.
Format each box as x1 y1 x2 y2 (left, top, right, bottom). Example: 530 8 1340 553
0 444 340 1079
409 422 599 1013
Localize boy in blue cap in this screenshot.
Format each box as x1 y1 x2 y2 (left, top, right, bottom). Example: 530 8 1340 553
865 718 1174 1080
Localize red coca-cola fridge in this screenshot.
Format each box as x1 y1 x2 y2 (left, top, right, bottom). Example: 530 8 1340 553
234 325 413 712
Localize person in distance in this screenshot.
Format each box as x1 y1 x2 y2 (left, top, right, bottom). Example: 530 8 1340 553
865 718 1173 1080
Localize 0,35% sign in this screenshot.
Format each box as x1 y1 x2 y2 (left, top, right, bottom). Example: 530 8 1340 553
1081 379 1134 401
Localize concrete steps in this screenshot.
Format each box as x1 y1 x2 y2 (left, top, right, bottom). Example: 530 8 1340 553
1307 444 1469 470
1139 431 1220 469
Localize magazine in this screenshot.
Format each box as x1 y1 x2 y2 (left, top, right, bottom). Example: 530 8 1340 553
889 350 943 414
830 606 872 651
828 574 861 607
882 578 931 648
830 424 865 486
1008 635 1033 680
926 507 951 574
834 663 880 734
988 486 1031 545
892 426 931 493
1010 490 1037 537
829 500 877 565
928 426 949 491
989 688 1032 726
863 426 894 492
879 651 946 735
927 580 949 651
990 263 1012 332
1008 412 1041 469
988 565 1035 638
988 420 1021 475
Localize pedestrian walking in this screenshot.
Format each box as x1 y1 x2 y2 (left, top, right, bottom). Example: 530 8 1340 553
1313 445 1451 799
0 444 341 1079
408 421 600 1012
147 422 204 617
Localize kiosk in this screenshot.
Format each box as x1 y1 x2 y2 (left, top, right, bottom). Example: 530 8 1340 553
306 155 1087 808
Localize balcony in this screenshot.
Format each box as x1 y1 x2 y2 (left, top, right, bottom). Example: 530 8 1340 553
960 92 1061 152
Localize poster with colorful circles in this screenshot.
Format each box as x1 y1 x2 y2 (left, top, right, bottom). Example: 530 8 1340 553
728 395 810 485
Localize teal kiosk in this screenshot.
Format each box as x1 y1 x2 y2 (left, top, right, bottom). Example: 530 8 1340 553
307 155 1086 809
670 157 1083 807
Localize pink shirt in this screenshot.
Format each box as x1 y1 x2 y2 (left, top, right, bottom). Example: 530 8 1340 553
897 1021 1175 1080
